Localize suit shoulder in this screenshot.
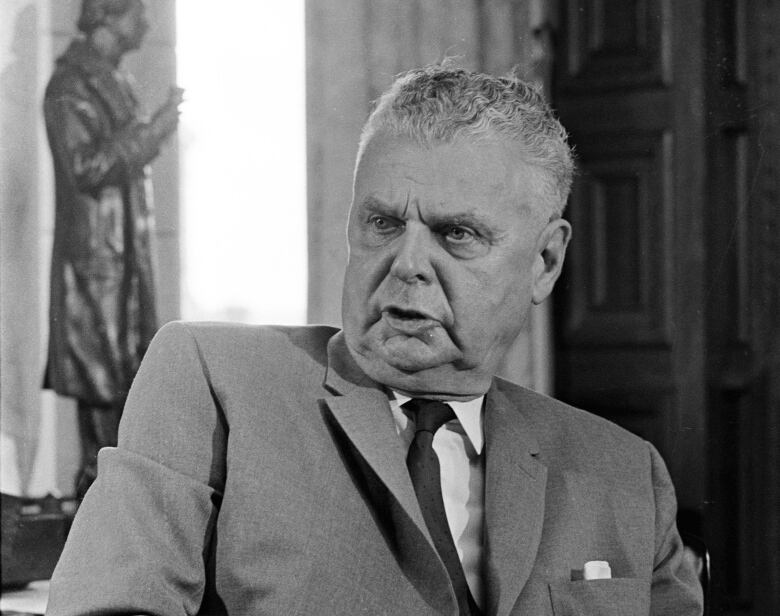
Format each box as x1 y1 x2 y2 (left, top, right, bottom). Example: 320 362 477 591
152 320 337 373
156 320 336 350
494 377 651 478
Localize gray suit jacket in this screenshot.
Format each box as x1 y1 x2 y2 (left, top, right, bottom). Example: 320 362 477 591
47 322 702 615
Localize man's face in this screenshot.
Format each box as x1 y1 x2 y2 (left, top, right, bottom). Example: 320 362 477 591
342 134 570 399
109 0 149 52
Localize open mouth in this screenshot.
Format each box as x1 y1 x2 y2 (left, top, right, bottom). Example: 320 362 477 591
386 307 429 321
382 307 437 335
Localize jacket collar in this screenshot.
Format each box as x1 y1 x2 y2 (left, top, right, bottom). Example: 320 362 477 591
322 332 457 612
59 39 117 76
322 333 548 616
323 331 383 395
322 331 430 543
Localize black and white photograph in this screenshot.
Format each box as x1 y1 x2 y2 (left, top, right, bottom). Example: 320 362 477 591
1 1 778 614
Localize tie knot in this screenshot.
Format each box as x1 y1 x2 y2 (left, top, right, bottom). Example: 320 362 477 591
404 398 455 434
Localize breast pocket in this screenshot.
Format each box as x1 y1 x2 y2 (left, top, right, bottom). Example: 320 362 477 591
548 578 650 616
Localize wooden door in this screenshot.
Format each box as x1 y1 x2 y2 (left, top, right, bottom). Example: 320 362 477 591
553 0 707 511
552 1 778 613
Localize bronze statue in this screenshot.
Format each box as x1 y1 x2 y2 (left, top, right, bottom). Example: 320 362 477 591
43 0 182 497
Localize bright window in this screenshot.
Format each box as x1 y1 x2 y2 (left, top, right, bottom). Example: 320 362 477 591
176 1 307 324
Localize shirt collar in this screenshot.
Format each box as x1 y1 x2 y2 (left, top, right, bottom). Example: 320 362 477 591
392 391 485 454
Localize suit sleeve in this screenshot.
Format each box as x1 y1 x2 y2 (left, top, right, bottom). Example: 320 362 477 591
47 322 227 616
647 442 704 615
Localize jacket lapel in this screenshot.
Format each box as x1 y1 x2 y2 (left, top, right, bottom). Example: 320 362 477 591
321 332 427 531
321 333 457 613
323 389 429 535
483 384 548 616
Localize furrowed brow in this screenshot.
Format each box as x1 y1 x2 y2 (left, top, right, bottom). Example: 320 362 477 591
428 212 500 242
360 195 395 213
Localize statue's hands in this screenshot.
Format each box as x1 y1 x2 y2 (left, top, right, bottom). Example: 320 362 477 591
119 87 184 168
167 86 186 107
149 86 185 144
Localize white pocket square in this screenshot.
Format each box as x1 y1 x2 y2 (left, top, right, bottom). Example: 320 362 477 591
583 560 612 580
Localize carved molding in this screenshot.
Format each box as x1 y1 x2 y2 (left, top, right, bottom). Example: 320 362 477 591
558 0 671 92
563 130 673 347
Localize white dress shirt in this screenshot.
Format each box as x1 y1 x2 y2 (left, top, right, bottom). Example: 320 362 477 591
390 392 485 607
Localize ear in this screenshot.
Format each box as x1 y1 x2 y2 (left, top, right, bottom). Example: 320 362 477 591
531 217 571 305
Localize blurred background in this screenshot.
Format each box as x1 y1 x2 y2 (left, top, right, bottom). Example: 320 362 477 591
1 1 777 613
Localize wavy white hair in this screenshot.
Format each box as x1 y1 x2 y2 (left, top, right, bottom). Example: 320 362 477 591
358 64 575 217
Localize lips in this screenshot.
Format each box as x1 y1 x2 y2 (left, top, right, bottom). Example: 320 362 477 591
382 306 439 335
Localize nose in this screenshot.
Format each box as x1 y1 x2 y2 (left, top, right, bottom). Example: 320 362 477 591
389 225 435 284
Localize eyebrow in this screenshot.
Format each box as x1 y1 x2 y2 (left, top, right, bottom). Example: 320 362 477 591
360 196 501 243
359 195 396 213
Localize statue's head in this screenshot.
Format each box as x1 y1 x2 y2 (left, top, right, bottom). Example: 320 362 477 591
78 0 148 52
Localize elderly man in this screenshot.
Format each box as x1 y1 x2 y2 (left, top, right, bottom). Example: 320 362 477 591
43 0 182 497
47 67 702 615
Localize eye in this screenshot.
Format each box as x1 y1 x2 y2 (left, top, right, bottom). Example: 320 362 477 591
367 215 402 234
370 216 388 229
443 225 476 243
437 223 491 258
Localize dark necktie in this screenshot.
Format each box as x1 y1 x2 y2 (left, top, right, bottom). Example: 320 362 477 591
404 398 480 615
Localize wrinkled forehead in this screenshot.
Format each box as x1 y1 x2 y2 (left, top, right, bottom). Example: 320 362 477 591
353 132 551 219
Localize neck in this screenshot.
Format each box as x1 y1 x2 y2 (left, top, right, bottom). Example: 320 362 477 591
391 387 486 403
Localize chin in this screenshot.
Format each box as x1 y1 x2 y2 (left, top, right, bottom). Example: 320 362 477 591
378 364 493 400
351 341 492 399
368 331 460 370
383 346 450 372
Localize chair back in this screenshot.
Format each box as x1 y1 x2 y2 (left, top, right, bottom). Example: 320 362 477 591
681 531 710 614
